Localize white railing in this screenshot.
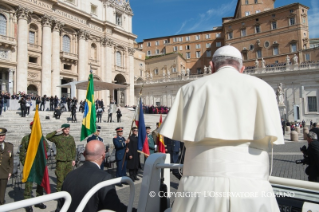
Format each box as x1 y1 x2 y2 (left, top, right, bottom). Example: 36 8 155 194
0 191 71 212
75 177 135 212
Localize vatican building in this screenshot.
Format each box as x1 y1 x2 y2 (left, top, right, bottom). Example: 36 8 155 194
0 0 136 105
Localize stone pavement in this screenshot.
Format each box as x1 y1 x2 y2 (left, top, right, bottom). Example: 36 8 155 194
0 109 312 211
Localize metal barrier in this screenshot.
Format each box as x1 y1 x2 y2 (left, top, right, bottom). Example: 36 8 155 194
0 191 71 212
75 177 135 212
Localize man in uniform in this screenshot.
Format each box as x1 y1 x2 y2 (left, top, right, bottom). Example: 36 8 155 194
113 127 129 187
146 126 155 155
165 137 181 179
152 122 160 149
0 128 13 205
87 126 104 170
46 124 76 192
127 127 139 182
20 122 48 212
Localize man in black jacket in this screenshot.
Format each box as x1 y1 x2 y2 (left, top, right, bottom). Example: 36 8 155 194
310 122 319 140
56 140 128 212
302 132 319 182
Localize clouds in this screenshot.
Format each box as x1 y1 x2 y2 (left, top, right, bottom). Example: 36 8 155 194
308 0 319 38
175 0 236 34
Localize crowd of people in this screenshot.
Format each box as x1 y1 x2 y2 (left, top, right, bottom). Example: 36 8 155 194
142 105 170 114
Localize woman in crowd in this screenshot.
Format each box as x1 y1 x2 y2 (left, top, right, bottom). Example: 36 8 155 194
116 108 122 123
25 97 32 116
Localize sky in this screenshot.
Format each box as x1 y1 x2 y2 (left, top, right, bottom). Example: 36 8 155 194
130 0 319 42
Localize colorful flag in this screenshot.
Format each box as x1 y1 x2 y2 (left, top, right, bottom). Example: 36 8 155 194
22 105 51 194
81 73 96 140
157 114 166 153
137 98 150 156
134 102 140 127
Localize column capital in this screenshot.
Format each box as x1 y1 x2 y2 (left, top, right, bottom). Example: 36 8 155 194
101 37 114 47
16 5 33 21
77 29 90 40
52 20 64 32
128 47 135 56
41 14 54 28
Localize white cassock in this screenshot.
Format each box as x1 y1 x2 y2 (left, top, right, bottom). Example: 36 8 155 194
159 66 284 212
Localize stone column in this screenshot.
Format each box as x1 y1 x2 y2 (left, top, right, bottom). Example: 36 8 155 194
8 69 14 94
41 15 53 96
52 21 64 98
128 47 135 105
16 6 32 93
77 29 90 100
1 72 6 91
102 37 114 105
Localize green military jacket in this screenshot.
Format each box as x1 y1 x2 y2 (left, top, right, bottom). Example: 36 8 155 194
0 141 13 179
19 134 49 166
46 131 76 162
147 134 155 154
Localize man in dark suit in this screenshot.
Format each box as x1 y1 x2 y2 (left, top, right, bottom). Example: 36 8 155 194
310 123 319 140
0 128 13 205
87 126 104 170
302 132 319 182
165 137 182 179
56 140 128 212
113 127 130 187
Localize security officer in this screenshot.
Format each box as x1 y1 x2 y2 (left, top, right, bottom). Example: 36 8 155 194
165 137 182 179
113 127 130 187
146 126 155 154
20 122 48 212
87 126 104 170
46 124 76 191
0 128 13 205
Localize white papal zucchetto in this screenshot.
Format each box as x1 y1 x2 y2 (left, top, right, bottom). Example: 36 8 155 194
212 45 242 60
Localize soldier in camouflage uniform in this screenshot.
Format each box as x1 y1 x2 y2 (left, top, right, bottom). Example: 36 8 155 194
46 124 76 192
20 122 48 212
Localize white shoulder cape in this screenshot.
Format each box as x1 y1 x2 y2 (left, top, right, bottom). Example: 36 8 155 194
159 66 284 144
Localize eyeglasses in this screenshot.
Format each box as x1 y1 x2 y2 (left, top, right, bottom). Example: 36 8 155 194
133 130 138 131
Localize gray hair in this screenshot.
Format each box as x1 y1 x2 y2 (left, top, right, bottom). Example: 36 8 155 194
212 56 243 72
307 131 318 140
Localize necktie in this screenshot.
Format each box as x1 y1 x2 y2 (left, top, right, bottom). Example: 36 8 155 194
0 144 3 151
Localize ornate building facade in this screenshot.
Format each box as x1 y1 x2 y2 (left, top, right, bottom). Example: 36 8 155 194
0 0 136 105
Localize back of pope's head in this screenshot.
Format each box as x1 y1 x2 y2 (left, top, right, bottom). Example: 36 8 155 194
212 45 243 72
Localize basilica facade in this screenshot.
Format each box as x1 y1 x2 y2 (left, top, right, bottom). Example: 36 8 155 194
0 0 136 105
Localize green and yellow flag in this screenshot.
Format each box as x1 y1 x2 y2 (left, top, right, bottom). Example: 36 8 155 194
81 73 96 140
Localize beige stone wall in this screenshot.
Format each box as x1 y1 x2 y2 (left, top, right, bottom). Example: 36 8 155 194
236 0 275 18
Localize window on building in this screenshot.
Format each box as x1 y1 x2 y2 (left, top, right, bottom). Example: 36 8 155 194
195 44 200 49
0 14 6 36
243 52 248 60
227 32 233 39
305 53 310 61
195 35 200 40
116 13 122 26
154 69 158 75
139 44 143 48
264 41 270 48
196 51 201 58
186 52 191 59
91 4 97 15
62 35 71 53
64 64 72 70
186 45 190 50
272 21 277 29
147 51 151 56
256 49 262 58
173 46 177 51
179 46 183 50
116 51 122 66
156 49 160 54
205 34 210 39
250 44 254 50
29 31 35 44
216 42 222 47
291 43 297 52
197 68 202 74
91 43 97 60
302 17 306 24
241 28 246 36
308 97 317 112
290 9 294 13
255 25 260 33
29 56 37 63
245 0 249 4
147 42 151 47
173 37 177 42
206 43 211 48
172 67 177 73
273 46 279 55
290 17 295 25
255 0 258 3
155 41 159 46
206 50 211 57
245 11 250 16
186 36 190 41
163 40 168 44
256 10 261 13
216 33 221 38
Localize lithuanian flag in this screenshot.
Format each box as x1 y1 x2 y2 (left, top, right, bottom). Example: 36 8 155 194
22 105 51 194
157 114 166 153
81 72 96 140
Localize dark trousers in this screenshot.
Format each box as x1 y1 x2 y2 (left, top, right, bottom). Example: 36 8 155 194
108 113 112 122
40 102 45 111
72 113 76 121
26 107 30 115
97 114 102 123
50 104 54 111
0 179 8 205
24 181 43 199
129 169 138 181
116 160 127 177
21 106 26 117
309 176 319 182
117 116 121 122
0 107 2 116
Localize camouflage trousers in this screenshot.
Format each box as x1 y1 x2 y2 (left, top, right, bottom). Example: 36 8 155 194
55 161 72 192
24 182 43 199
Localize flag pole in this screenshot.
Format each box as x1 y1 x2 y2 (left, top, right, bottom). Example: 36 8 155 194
121 83 144 169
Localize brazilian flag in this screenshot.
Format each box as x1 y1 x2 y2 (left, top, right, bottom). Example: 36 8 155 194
81 73 96 141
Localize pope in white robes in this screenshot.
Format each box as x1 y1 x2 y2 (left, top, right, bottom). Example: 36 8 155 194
159 45 284 212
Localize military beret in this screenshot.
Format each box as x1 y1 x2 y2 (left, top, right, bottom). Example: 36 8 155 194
0 128 7 136
61 124 70 128
146 126 151 129
30 121 33 126
132 127 137 131
116 127 123 132
96 126 101 131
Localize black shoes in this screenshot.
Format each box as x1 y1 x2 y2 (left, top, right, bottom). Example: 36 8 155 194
34 203 46 209
25 206 33 212
134 176 139 181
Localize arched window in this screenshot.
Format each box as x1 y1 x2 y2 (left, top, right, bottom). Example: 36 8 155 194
29 24 38 44
116 51 121 67
0 14 7 36
63 35 71 53
91 43 97 60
